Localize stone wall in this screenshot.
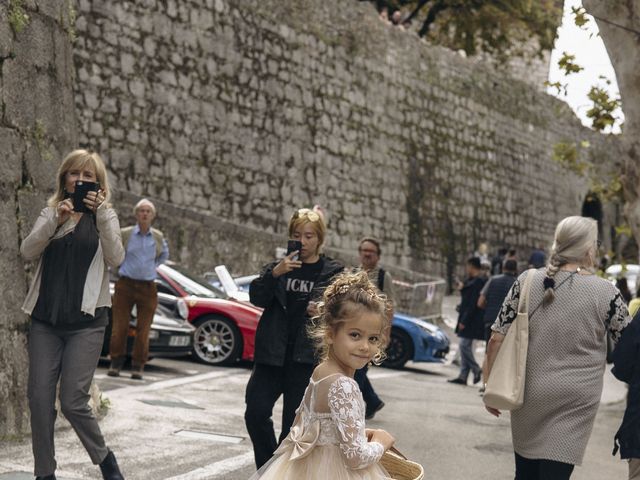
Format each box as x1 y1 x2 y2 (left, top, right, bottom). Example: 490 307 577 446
71 0 614 285
0 0 78 438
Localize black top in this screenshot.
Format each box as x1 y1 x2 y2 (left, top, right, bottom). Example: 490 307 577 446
455 275 487 340
285 258 324 345
482 273 517 326
250 255 344 366
32 214 108 330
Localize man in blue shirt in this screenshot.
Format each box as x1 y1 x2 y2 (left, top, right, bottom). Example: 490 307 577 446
108 199 169 379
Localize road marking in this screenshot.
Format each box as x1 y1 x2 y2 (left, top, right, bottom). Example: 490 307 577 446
368 370 409 380
164 451 254 480
0 463 84 478
105 369 245 396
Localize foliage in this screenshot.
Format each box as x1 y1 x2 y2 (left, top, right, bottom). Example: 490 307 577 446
64 0 78 43
571 6 589 29
363 0 561 58
586 83 622 132
8 0 29 34
557 52 583 75
552 140 622 202
33 120 54 162
549 11 623 134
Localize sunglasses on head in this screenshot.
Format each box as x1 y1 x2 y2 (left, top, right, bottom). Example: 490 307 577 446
292 208 321 222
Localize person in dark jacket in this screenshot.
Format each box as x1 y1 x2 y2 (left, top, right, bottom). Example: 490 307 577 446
244 208 343 469
449 257 487 385
478 259 518 341
613 310 640 479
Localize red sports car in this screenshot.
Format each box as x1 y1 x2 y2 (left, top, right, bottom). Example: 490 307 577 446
155 264 262 365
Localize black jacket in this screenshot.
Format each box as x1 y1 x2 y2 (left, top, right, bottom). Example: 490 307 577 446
249 256 343 366
455 275 487 340
613 312 640 459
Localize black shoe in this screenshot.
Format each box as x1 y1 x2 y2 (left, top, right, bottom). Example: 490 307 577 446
99 449 124 480
36 476 56 480
365 401 385 420
107 357 125 377
447 377 466 385
130 365 144 380
473 370 482 385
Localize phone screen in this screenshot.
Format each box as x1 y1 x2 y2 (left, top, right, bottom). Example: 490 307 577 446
286 240 302 261
73 181 100 213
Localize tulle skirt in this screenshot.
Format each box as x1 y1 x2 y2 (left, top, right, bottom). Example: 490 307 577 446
249 444 392 480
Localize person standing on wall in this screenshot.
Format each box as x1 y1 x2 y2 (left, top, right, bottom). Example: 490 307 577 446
354 237 396 419
108 198 169 380
244 208 343 469
449 257 487 386
20 149 126 480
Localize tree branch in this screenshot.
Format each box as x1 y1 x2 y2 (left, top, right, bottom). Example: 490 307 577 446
404 0 432 23
418 1 450 37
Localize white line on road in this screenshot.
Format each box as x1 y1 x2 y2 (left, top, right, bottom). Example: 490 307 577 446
164 451 254 480
105 369 245 396
367 370 410 380
0 462 84 478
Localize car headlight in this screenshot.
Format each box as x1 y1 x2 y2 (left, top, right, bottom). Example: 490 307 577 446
415 320 438 335
177 299 189 320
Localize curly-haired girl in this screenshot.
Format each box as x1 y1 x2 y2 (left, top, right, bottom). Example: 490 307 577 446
249 271 396 479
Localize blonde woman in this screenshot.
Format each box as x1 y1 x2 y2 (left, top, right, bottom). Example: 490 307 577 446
484 216 630 479
21 150 125 480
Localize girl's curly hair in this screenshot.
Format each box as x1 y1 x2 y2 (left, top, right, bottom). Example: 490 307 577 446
308 270 393 365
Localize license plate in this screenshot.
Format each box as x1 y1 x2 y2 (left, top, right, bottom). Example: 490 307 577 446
169 336 190 347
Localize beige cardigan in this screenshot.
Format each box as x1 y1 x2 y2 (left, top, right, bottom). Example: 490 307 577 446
21 205 125 317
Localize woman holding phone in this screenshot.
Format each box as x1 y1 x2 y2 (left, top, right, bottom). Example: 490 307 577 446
20 149 126 480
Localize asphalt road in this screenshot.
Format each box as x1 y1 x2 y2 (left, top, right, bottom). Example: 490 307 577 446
0 353 629 480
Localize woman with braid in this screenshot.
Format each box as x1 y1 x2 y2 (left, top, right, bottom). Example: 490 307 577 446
483 216 630 480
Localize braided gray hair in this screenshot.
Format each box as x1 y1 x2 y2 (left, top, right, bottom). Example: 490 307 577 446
543 216 598 305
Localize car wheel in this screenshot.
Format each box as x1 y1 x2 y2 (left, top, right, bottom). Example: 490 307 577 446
383 328 414 369
192 315 243 366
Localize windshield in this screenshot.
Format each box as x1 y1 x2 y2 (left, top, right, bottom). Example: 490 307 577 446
160 265 225 299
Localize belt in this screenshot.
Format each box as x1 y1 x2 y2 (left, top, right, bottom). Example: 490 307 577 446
119 276 155 284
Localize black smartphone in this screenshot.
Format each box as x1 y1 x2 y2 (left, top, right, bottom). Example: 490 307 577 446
286 240 302 261
73 180 100 213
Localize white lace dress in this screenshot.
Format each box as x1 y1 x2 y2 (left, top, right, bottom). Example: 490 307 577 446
249 373 391 480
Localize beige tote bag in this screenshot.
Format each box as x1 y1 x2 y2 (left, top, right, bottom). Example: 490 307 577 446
483 269 534 411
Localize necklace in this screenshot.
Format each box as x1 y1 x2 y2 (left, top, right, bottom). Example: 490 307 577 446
559 266 593 275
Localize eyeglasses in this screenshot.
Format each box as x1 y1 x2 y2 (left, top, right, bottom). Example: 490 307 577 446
292 208 321 222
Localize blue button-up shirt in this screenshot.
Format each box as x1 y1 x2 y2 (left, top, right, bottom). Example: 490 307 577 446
118 224 169 281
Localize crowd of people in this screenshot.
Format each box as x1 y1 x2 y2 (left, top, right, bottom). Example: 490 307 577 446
17 149 640 480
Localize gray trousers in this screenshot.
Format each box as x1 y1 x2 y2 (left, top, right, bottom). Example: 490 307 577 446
459 337 481 381
28 321 109 476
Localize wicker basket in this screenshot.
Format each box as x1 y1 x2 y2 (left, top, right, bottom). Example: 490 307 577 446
380 447 424 480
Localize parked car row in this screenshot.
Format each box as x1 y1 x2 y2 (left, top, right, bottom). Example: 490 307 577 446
101 287 194 359
104 262 450 371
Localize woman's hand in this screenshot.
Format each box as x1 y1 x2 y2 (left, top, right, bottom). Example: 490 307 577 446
369 429 395 451
84 189 105 213
272 251 302 278
56 199 74 225
485 405 502 417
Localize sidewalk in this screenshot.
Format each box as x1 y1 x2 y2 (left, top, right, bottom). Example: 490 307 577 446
0 368 257 480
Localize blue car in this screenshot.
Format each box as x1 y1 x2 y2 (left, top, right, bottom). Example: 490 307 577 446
383 312 450 369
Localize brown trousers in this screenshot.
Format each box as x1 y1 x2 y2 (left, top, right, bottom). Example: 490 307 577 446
109 277 157 367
